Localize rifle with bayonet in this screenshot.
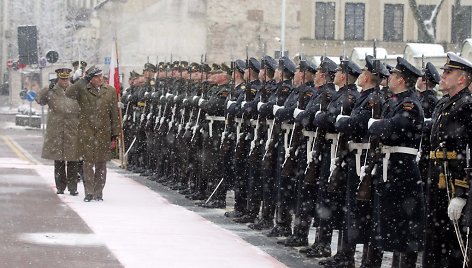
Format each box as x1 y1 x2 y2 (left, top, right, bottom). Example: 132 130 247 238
357 44 382 201
262 83 286 167
235 46 254 160
248 59 268 163
304 89 332 184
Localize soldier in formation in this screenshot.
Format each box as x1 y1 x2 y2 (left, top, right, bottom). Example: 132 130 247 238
121 51 472 267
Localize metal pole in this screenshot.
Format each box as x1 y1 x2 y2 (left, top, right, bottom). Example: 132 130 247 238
280 0 286 56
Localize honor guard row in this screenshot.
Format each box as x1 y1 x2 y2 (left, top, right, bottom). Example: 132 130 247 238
119 51 472 268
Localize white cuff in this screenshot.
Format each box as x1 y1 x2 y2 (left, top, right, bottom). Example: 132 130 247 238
273 105 283 115
368 118 380 129
257 102 265 111
293 108 303 118
448 197 467 221
227 100 235 109
336 114 349 122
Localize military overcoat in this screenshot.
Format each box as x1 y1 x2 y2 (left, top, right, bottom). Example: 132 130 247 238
36 84 81 161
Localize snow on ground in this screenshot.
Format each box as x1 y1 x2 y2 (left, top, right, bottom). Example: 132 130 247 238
33 164 287 268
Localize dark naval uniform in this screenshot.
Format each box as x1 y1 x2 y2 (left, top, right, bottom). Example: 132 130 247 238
368 57 424 266
425 52 472 268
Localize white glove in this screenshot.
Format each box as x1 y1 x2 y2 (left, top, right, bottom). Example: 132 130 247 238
293 108 303 118
330 157 338 172
159 117 165 125
192 96 199 101
359 165 367 181
183 98 188 104
424 118 432 122
166 93 174 98
227 100 235 109
448 197 467 221
257 102 265 111
123 115 127 122
117 102 124 109
144 91 150 98
368 118 380 129
336 114 349 122
273 105 283 115
315 110 322 118
198 98 205 106
241 101 247 108
72 69 82 81
140 114 145 122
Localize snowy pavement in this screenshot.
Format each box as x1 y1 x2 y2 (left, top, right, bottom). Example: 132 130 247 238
33 164 287 268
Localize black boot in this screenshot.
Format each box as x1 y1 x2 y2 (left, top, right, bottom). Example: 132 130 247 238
276 235 308 247
248 218 274 230
305 243 331 258
234 215 256 224
266 225 292 237
224 210 244 218
359 244 383 268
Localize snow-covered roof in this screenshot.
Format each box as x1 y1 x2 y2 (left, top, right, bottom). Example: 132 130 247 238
461 39 472 62
350 47 388 61
403 43 445 58
311 56 341 66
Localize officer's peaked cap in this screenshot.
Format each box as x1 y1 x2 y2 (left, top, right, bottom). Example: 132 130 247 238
55 68 72 79
337 59 362 77
365 55 390 78
441 52 472 74
391 57 422 78
248 57 261 73
261 55 277 72
234 59 246 74
319 56 338 74
85 65 102 77
144 63 157 72
299 59 317 74
278 56 296 75
424 62 440 85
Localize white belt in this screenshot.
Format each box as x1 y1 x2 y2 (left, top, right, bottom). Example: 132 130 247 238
325 133 338 161
266 119 274 126
250 119 258 126
281 123 293 150
381 146 418 182
305 130 316 163
348 142 370 176
205 115 225 138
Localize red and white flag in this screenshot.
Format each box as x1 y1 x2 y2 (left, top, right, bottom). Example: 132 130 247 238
108 38 120 96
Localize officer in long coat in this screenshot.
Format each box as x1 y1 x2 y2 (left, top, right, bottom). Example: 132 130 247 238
425 52 472 267
36 68 80 195
368 57 425 267
65 66 120 202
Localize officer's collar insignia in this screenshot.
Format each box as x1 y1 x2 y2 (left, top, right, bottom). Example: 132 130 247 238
150 80 155 86
250 89 256 94
402 102 414 111
241 85 246 90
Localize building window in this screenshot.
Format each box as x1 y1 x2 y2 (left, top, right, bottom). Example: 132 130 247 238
344 3 365 40
315 2 335 40
417 5 437 42
452 5 472 44
384 4 403 42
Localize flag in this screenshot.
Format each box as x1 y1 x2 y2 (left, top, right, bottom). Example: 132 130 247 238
108 38 120 96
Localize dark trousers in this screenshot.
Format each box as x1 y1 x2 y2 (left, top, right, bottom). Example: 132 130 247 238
54 160 79 193
83 161 107 198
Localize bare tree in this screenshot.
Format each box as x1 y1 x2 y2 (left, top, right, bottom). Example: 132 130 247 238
408 0 445 43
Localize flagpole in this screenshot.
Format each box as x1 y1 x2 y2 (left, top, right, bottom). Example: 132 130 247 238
111 35 126 169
